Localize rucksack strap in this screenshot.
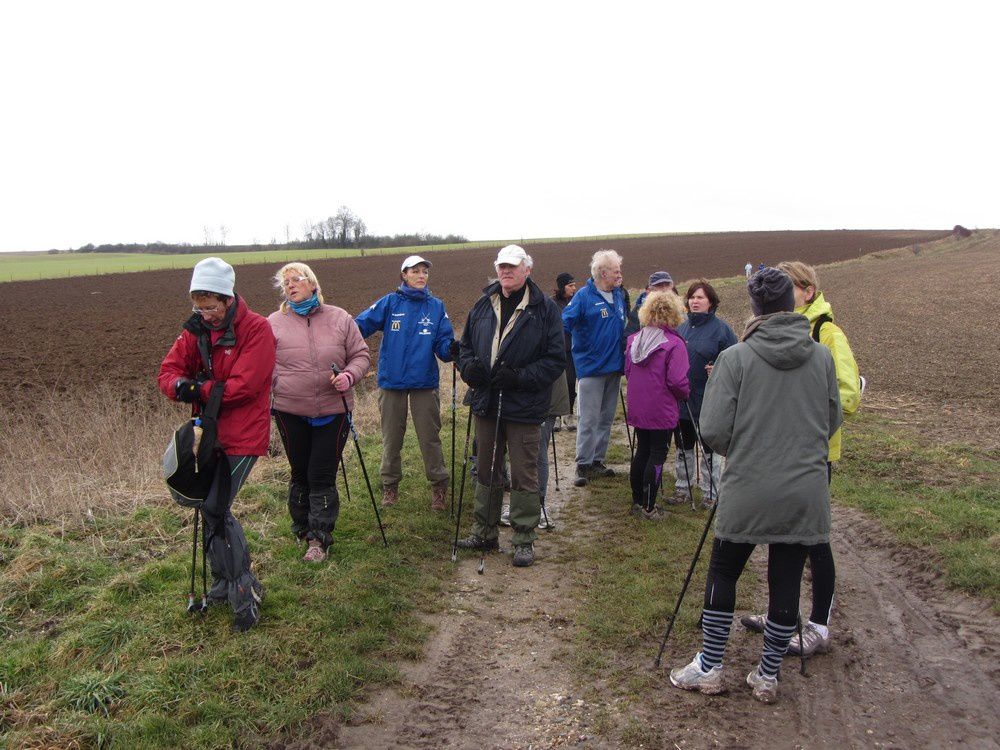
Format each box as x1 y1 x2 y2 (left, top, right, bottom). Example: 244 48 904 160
812 314 832 343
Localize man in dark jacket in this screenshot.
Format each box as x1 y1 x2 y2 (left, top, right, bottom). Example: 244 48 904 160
625 270 674 337
456 245 566 567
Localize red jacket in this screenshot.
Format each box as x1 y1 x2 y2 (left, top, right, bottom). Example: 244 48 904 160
267 303 370 417
158 297 276 456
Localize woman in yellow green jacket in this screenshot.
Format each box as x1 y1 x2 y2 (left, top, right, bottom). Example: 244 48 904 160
741 261 860 658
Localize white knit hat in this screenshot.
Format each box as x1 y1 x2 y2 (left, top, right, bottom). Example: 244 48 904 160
190 257 235 297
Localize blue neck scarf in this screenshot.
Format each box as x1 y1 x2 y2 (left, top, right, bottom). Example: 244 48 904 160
289 293 320 316
398 283 429 300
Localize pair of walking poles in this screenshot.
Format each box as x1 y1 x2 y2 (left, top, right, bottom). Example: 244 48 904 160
651 404 807 677
331 364 388 548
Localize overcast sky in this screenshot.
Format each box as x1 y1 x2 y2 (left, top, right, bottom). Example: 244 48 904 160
1 1 996 252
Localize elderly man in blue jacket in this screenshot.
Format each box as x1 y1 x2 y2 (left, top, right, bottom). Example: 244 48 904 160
356 255 458 511
562 249 627 487
456 245 566 567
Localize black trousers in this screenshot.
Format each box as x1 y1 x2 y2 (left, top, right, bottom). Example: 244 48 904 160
703 538 810 627
273 410 349 548
629 428 671 510
673 418 713 456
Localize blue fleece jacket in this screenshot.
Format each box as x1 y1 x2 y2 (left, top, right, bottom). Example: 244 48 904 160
562 278 626 378
355 285 455 390
677 310 738 421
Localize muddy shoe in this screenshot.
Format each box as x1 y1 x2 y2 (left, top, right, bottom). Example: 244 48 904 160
565 414 577 432
537 511 552 530
641 505 666 521
574 464 589 487
740 613 766 633
788 622 831 656
431 483 448 511
512 543 535 567
381 485 398 508
456 534 499 552
665 489 689 506
232 596 261 634
302 540 327 563
669 654 725 695
700 498 717 510
590 461 615 478
746 666 779 703
500 503 511 527
629 503 644 518
552 418 562 433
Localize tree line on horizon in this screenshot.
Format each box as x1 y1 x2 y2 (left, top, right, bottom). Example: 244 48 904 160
61 205 468 255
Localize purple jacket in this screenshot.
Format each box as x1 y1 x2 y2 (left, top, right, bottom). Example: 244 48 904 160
624 325 690 430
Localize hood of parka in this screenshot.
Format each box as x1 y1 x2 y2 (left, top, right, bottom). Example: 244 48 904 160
797 291 834 324
745 312 814 371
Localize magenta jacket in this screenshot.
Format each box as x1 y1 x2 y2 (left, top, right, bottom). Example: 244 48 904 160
268 304 371 417
624 325 691 430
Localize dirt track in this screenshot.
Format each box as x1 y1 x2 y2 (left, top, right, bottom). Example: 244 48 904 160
326 429 999 749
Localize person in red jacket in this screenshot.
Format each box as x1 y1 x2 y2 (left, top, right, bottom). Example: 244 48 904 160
268 262 371 563
158 257 276 633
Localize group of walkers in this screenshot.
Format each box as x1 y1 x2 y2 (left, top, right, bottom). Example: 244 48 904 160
158 245 860 705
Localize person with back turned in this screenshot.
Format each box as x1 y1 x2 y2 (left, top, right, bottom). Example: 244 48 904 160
455 245 565 567
158 257 275 632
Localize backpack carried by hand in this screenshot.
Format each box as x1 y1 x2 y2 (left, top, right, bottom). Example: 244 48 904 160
163 381 226 507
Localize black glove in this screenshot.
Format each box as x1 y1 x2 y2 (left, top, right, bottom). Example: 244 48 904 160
462 358 490 388
449 339 461 360
490 365 520 391
175 379 200 403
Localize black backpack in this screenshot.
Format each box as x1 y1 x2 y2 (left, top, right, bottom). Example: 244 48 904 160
812 313 867 397
163 381 226 507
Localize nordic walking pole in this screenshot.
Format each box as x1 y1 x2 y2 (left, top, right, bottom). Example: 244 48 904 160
796 615 807 676
187 508 200 614
331 364 388 547
550 420 560 491
451 363 458 517
682 402 704 509
676 423 696 509
620 386 635 461
478 390 504 575
654 412 718 667
654 500 718 667
340 459 352 505
451 407 474 562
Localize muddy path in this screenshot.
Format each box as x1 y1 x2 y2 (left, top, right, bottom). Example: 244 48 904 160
327 418 999 749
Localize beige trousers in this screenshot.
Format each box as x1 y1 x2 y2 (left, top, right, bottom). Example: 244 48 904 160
379 388 449 489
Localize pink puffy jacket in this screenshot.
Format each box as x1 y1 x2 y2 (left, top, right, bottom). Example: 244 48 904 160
268 304 371 417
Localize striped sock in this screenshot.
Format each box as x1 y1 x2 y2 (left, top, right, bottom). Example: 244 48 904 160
760 618 797 677
699 609 734 671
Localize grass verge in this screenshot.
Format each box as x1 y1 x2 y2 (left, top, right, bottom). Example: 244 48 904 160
0 417 467 748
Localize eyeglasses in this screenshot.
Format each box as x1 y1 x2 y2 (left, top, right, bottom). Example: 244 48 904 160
282 275 309 287
192 304 224 316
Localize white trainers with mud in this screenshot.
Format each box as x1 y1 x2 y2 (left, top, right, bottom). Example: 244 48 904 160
669 654 726 695
746 666 779 703
788 621 831 656
500 504 511 527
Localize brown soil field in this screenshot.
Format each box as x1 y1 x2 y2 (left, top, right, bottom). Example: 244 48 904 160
0 230 948 400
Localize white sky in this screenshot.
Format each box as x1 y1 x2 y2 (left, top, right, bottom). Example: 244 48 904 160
1 1 997 252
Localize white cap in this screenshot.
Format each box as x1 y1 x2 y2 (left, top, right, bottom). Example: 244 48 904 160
495 244 528 266
190 257 235 297
401 254 432 272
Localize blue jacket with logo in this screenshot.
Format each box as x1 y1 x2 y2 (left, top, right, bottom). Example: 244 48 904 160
562 278 626 378
355 286 455 390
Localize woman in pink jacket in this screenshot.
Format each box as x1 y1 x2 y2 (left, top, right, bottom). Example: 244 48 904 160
624 291 690 520
268 262 371 563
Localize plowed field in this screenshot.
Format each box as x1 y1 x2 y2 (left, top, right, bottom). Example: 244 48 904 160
0 230 948 399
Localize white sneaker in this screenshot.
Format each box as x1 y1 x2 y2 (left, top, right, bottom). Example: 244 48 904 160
537 508 551 530
746 666 779 703
500 504 511 527
669 653 726 695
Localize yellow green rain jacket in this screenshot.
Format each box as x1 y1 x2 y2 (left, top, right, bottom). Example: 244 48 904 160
798 293 860 461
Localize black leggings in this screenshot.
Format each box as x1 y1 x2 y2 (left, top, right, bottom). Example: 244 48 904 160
272 410 349 548
629 428 671 510
673 418 713 456
703 539 809 627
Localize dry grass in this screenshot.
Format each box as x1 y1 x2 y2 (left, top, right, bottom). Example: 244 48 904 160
0 366 462 525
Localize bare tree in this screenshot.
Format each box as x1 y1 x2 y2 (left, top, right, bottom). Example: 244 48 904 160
334 205 355 246
352 218 367 243
219 225 228 246
203 225 215 246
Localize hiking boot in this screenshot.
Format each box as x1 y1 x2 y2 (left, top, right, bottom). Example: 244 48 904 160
431 483 448 511
456 534 499 552
641 505 666 521
381 485 398 508
552 418 562 433
512 543 535 567
302 540 327 563
740 613 766 634
565 414 577 432
700 497 717 510
629 503 644 518
591 461 615 478
500 504 511 527
207 579 228 606
574 464 589 487
746 666 779 703
669 653 725 695
787 622 831 657
665 489 689 506
232 604 260 633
